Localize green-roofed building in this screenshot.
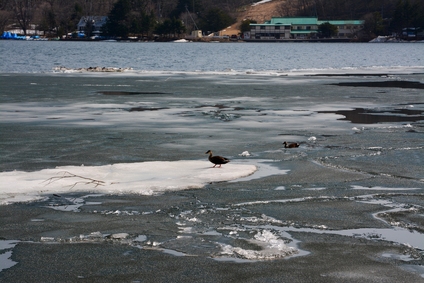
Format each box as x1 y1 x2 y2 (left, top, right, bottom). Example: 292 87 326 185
247 17 364 41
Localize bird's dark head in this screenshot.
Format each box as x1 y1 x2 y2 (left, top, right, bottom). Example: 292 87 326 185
205 150 212 154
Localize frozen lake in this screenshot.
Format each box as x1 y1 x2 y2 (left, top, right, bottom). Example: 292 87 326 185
0 41 423 282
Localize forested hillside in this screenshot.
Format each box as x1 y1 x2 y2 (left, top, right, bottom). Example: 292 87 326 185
1 0 423 39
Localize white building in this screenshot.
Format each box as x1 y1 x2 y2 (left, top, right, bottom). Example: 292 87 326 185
249 17 364 40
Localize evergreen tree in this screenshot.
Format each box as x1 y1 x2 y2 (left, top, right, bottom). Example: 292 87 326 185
317 22 338 38
170 0 201 18
239 19 256 33
198 8 233 34
363 12 384 37
155 17 185 38
105 0 131 37
390 0 424 35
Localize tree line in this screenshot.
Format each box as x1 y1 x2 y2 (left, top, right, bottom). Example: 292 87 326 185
0 0 246 38
1 0 423 39
275 0 424 39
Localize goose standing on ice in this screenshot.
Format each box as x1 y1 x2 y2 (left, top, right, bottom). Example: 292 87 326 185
205 150 230 168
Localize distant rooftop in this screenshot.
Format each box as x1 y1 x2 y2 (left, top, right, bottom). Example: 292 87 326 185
265 17 318 25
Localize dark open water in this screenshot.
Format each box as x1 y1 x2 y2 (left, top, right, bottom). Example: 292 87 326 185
0 41 423 282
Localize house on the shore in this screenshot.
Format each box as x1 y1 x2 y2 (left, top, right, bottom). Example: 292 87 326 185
77 16 108 37
247 17 364 41
402 27 424 40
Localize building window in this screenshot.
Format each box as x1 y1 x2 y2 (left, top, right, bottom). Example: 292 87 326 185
275 26 280 30
306 26 311 30
260 26 265 30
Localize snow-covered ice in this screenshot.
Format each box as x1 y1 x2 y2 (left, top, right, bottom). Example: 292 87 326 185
0 161 256 205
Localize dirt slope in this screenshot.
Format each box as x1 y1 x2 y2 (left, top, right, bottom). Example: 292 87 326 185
220 0 285 36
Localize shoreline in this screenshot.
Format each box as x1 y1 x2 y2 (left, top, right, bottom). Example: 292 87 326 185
2 37 424 43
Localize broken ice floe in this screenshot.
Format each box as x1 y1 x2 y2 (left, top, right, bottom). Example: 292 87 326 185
215 230 298 261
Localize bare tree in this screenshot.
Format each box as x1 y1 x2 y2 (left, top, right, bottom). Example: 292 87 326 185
95 0 118 15
294 0 316 16
11 0 41 35
0 0 14 32
277 0 317 17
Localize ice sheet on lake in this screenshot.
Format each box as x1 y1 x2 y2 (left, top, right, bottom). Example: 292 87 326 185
0 161 256 205
0 240 19 272
351 185 422 191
